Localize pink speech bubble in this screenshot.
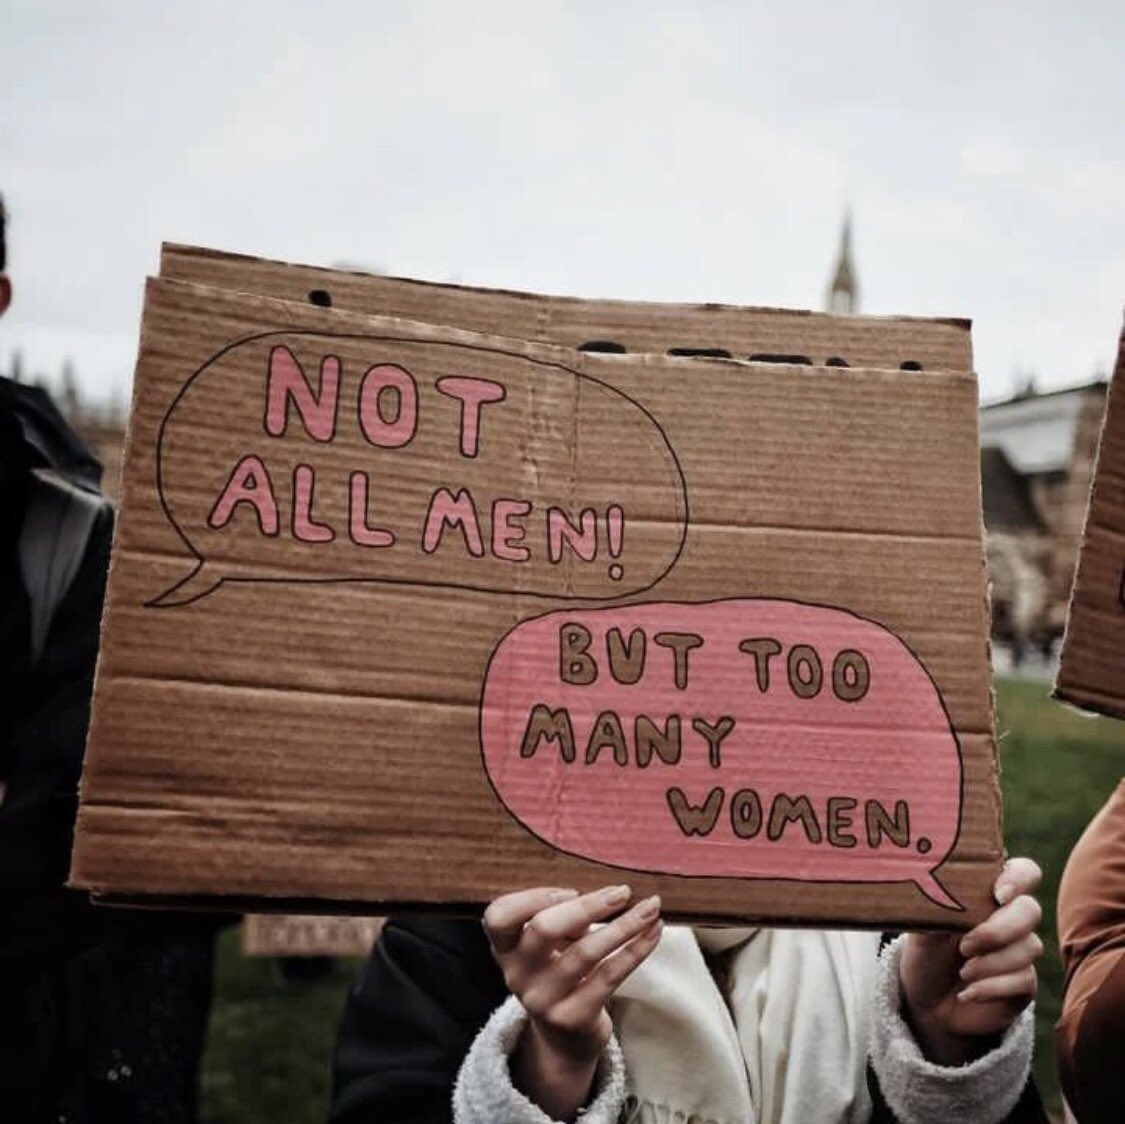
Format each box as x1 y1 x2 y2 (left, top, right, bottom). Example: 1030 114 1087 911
149 333 687 606
480 598 963 910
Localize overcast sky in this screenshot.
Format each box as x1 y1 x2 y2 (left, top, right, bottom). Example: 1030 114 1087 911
3 0 1123 406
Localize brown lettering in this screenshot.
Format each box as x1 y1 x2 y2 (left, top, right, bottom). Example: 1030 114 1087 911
635 714 682 767
559 623 597 686
520 704 576 763
667 787 725 837
738 637 782 691
865 800 911 848
654 631 704 690
607 627 646 685
585 710 629 765
787 644 823 699
692 716 736 768
767 793 823 843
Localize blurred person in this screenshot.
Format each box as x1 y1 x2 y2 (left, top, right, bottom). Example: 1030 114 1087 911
0 194 219 1123
1056 780 1125 1124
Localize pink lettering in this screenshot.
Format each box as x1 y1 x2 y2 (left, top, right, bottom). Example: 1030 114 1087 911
358 365 418 448
435 376 506 457
492 499 531 562
292 465 335 543
349 472 395 548
208 455 280 535
547 507 597 563
422 488 484 557
264 346 340 442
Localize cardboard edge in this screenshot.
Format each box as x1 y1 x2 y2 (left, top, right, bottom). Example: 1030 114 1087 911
160 242 973 335
1054 323 1124 715
133 276 981 392
86 891 976 932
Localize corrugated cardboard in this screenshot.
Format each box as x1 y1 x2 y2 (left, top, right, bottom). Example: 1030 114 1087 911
241 914 382 957
71 267 1001 930
160 243 972 374
1057 322 1125 717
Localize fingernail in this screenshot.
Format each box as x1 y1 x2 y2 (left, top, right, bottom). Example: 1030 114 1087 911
636 894 661 921
959 938 976 958
549 888 579 902
959 962 973 981
957 986 976 1002
995 881 1015 905
603 884 630 906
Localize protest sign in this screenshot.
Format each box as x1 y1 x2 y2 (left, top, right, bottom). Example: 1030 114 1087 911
71 266 1000 929
242 914 382 958
1057 321 1125 717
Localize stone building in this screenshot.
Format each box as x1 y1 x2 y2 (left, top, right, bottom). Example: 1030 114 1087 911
979 380 1108 650
825 211 859 315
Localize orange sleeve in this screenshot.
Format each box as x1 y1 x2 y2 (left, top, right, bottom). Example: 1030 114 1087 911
1056 780 1125 1123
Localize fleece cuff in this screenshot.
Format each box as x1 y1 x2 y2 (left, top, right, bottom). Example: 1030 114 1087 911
453 994 627 1124
869 935 1035 1124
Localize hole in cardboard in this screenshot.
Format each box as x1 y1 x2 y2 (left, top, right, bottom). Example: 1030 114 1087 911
748 353 812 365
826 357 850 368
308 289 333 308
579 340 627 354
900 360 923 371
667 348 732 359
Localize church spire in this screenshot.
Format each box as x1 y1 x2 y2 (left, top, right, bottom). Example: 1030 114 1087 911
826 210 859 314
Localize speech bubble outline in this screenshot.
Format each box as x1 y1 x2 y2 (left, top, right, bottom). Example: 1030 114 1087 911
147 331 689 607
479 597 966 912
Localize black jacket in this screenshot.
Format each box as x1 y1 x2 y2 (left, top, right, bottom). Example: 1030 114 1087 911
331 918 1047 1123
0 381 219 1123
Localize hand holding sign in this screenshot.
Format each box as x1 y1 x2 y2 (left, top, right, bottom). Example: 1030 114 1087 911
482 884 663 1121
898 858 1043 1065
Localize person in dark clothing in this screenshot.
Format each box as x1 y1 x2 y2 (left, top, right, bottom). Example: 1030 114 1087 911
0 195 218 1123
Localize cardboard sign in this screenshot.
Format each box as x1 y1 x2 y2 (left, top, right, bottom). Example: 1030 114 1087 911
241 914 382 957
71 263 1001 929
1057 323 1125 717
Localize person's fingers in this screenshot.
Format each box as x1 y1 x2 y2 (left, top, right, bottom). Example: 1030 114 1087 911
544 919 663 1032
960 932 1043 983
959 894 1042 959
993 857 1042 906
516 885 633 961
957 965 1038 1004
483 888 578 955
521 895 661 1013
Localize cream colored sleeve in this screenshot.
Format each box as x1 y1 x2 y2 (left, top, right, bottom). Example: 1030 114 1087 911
453 995 626 1124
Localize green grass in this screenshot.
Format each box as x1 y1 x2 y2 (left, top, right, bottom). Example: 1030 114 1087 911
200 940 362 1123
197 677 1125 1120
997 677 1125 1114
